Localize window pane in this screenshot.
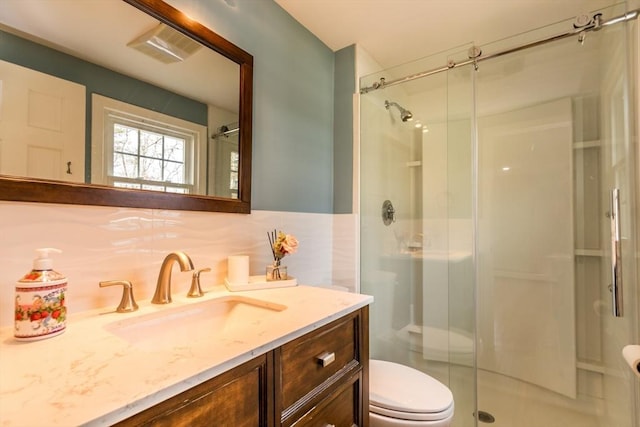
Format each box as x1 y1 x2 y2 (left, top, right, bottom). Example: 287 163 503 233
113 153 139 178
230 171 238 190
114 182 141 189
165 136 185 162
230 151 239 171
114 124 139 154
107 113 195 194
164 161 185 184
166 187 188 194
140 157 163 181
140 131 163 159
142 184 165 192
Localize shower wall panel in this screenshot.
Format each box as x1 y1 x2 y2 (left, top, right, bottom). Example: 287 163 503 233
477 97 576 398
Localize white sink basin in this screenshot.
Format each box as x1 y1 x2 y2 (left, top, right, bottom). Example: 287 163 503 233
105 295 287 348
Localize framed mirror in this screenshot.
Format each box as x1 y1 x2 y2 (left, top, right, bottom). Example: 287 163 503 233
0 0 253 213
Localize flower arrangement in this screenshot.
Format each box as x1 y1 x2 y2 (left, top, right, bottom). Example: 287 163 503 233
267 229 299 280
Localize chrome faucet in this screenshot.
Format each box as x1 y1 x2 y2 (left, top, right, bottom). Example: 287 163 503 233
152 251 194 304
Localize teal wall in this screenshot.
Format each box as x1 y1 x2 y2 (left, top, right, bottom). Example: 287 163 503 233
167 0 340 213
0 31 207 125
333 45 356 214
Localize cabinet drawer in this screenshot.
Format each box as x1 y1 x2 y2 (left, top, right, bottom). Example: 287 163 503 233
117 355 269 427
292 373 361 427
280 311 360 410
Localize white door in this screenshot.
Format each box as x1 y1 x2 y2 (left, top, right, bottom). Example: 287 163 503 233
0 60 85 182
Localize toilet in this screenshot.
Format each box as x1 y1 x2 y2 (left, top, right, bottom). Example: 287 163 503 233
369 359 454 426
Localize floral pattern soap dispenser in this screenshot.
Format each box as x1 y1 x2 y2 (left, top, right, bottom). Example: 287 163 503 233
14 248 67 341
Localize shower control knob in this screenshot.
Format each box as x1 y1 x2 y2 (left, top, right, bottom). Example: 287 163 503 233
382 200 396 226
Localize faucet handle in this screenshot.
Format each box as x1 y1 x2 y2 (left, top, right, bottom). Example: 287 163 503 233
188 268 211 298
99 280 139 313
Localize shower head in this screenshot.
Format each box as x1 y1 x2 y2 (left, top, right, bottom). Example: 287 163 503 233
385 100 413 122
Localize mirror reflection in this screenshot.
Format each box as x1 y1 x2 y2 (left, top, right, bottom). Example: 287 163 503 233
0 0 241 199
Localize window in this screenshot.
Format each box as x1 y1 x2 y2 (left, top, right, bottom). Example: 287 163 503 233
91 94 207 194
229 150 239 199
111 123 190 193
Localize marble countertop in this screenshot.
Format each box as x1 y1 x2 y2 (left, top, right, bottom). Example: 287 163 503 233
0 285 372 426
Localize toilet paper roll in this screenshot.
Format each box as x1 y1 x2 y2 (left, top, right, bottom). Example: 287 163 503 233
622 345 640 378
227 255 249 285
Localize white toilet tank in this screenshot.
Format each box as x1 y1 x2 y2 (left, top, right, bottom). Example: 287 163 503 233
370 359 454 427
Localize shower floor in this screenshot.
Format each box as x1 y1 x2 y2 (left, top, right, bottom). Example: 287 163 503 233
476 370 599 427
421 358 601 427
373 330 603 427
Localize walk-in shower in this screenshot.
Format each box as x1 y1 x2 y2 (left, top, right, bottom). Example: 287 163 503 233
360 4 638 427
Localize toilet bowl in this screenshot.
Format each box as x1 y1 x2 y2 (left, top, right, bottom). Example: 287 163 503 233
370 359 454 427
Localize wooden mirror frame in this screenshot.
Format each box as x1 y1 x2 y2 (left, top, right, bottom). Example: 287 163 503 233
0 0 253 214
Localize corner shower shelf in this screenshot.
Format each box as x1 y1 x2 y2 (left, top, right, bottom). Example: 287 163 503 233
577 360 605 374
406 160 422 167
572 140 601 149
574 249 604 257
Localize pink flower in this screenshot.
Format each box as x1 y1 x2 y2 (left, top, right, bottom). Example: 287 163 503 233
281 234 299 255
270 230 299 260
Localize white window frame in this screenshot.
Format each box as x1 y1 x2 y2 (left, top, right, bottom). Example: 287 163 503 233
91 94 207 194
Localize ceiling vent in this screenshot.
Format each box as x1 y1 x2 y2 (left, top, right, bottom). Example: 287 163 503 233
127 23 202 64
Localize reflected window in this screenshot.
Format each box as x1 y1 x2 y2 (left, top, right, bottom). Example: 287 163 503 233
91 94 207 194
229 151 239 199
111 123 190 193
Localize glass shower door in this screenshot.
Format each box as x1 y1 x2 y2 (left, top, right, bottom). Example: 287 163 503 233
473 5 638 426
360 5 637 426
360 45 478 426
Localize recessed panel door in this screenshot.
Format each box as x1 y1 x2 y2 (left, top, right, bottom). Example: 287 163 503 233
0 60 85 182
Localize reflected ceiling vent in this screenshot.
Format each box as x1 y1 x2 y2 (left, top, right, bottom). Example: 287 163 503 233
127 23 202 64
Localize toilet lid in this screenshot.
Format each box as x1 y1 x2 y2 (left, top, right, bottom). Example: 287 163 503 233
370 359 454 420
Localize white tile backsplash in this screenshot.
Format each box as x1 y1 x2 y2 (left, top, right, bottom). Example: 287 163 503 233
332 213 359 291
0 202 357 327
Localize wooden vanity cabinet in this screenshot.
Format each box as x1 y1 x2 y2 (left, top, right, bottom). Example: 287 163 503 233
117 353 271 427
277 308 369 427
117 306 369 427
287 370 364 427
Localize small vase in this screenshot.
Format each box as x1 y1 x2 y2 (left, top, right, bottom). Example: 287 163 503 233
266 261 288 281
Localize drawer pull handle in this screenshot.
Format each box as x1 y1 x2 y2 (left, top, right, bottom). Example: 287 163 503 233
316 351 336 367
323 424 336 427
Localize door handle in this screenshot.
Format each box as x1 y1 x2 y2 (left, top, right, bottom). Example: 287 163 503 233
609 188 623 317
316 351 336 367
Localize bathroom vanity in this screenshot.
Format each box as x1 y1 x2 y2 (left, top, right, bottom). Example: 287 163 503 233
118 308 368 426
0 285 372 426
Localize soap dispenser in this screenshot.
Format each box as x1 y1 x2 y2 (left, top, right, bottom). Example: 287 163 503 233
14 248 67 341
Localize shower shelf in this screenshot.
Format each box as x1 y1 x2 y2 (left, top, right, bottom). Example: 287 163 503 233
405 160 422 167
572 140 601 149
576 360 605 374
575 249 604 257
